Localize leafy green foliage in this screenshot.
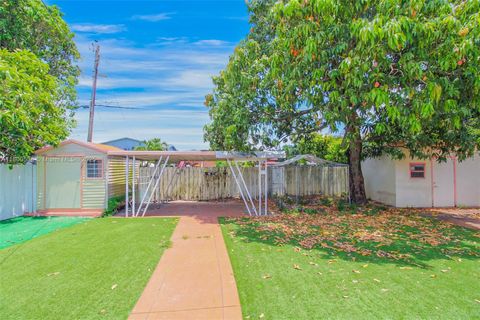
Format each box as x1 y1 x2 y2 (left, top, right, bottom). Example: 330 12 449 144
284 133 347 163
103 195 125 217
0 50 73 163
135 138 169 151
0 0 80 109
204 0 480 203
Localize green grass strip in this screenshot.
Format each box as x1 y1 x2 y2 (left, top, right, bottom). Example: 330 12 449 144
0 217 178 320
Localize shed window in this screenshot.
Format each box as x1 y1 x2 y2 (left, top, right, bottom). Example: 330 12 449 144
86 159 103 178
410 163 425 178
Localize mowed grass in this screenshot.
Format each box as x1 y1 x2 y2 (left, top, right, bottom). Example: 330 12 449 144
0 217 178 320
221 212 480 319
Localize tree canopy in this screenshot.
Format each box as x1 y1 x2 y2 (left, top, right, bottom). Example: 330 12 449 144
0 50 72 163
284 133 347 163
0 0 80 108
135 138 169 151
204 0 480 203
0 0 79 164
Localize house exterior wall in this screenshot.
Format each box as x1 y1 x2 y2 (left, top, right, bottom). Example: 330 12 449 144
394 157 433 207
456 154 480 207
363 151 479 208
37 143 108 211
107 157 128 198
361 156 396 206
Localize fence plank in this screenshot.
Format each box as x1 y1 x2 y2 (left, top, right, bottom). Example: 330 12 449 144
136 165 348 202
0 163 36 220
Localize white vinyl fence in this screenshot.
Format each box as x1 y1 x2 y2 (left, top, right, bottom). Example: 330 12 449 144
0 163 36 221
137 166 349 202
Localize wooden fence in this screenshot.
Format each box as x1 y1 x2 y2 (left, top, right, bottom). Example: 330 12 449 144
137 166 348 202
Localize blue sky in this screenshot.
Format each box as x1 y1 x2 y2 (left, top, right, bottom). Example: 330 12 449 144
47 0 250 150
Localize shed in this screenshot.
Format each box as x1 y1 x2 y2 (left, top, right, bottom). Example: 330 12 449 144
35 140 125 216
362 151 480 208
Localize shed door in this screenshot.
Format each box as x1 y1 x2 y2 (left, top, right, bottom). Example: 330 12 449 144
432 161 455 207
45 158 81 209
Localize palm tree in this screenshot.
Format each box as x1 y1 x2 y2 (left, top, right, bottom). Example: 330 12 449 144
134 138 169 151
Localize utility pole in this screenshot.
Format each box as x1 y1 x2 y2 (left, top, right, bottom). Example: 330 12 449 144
87 43 100 142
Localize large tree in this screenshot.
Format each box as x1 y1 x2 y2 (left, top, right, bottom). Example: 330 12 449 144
0 0 80 108
205 0 480 203
0 0 80 163
0 50 72 163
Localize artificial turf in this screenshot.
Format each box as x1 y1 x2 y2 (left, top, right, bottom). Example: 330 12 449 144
220 215 480 319
0 216 88 249
0 217 178 320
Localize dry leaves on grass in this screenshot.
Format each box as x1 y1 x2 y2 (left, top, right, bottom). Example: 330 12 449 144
225 196 479 264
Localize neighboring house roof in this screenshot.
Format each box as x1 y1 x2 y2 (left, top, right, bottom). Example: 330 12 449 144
35 139 122 155
101 137 142 144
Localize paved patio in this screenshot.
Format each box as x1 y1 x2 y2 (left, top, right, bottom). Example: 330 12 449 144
127 201 245 320
429 208 480 231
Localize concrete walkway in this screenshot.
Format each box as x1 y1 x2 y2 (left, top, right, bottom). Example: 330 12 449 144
128 201 244 320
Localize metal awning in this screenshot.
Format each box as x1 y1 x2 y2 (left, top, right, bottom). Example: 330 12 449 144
107 150 285 162
116 150 285 218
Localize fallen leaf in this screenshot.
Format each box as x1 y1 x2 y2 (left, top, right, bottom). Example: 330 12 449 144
309 261 318 266
47 272 60 277
362 264 369 268
352 280 359 283
317 272 323 275
111 284 118 290
381 288 389 292
328 259 337 264
475 299 480 304
441 269 449 273
259 313 265 318
352 270 361 274
399 267 412 270
293 264 302 270
343 295 349 298
373 278 381 283
430 274 437 278
262 274 272 279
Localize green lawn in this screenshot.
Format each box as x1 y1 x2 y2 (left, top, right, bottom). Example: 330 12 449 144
0 217 178 320
221 206 480 319
0 216 88 249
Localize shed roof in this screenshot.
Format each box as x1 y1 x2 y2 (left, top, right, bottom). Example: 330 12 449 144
35 139 122 155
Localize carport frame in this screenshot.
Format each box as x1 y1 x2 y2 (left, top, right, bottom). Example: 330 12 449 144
107 150 284 217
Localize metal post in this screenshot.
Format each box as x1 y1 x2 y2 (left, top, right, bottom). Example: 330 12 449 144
142 156 170 217
258 160 262 215
125 156 129 217
132 156 136 215
264 160 268 215
227 159 252 216
136 156 162 216
233 161 258 216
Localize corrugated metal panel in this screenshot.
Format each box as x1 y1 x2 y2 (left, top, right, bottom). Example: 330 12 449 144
108 157 127 198
82 179 106 208
0 163 36 220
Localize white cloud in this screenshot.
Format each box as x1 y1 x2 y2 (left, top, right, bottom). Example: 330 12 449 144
132 12 174 22
71 23 126 34
194 39 230 46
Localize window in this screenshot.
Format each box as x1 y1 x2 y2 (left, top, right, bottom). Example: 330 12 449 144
410 163 425 178
86 159 103 178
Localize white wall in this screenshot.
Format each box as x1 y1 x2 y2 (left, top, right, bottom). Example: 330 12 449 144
395 157 433 207
362 156 396 206
0 163 36 220
456 154 480 207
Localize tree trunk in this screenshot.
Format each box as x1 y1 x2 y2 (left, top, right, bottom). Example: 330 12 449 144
346 124 367 204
